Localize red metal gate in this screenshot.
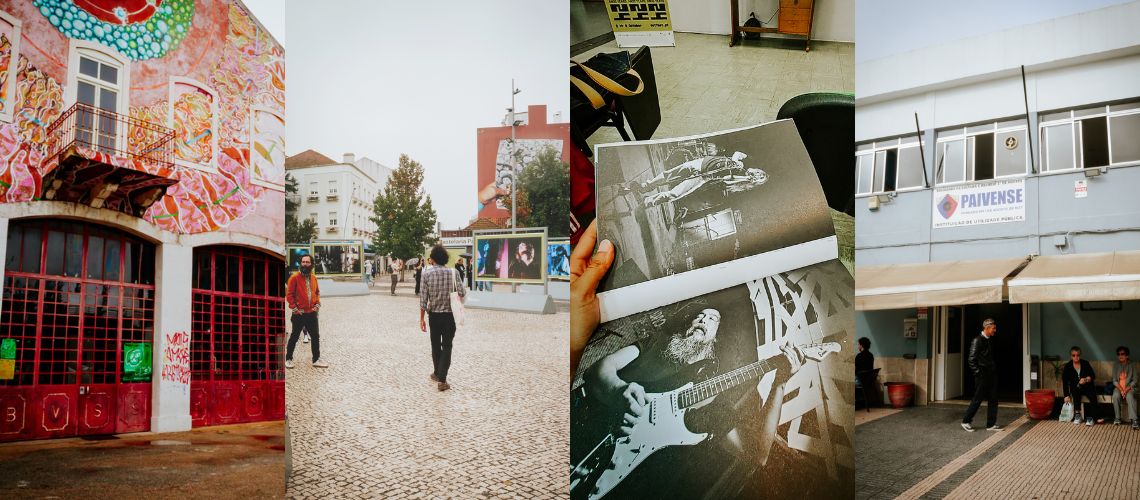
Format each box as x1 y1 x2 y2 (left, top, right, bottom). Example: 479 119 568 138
190 246 285 427
0 220 155 442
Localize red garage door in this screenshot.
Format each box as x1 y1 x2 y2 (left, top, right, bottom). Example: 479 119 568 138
0 220 155 442
190 246 285 427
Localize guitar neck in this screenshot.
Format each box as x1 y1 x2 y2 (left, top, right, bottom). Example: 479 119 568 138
678 358 774 409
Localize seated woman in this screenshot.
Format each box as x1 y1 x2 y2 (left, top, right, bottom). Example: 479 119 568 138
1062 346 1101 426
1111 346 1138 430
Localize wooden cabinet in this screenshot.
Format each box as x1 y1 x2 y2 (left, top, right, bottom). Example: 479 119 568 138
730 0 816 50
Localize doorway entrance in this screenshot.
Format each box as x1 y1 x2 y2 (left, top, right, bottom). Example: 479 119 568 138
961 303 1025 402
0 220 155 442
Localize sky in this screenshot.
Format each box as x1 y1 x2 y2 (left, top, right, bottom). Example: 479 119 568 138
280 0 568 229
856 0 1135 63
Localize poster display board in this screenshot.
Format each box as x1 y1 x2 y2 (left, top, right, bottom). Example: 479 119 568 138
287 244 312 272
604 0 675 47
311 241 364 276
548 239 570 281
474 231 547 284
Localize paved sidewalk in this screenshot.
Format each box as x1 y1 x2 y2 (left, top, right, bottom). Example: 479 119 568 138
857 404 1140 500
0 421 285 499
285 289 569 499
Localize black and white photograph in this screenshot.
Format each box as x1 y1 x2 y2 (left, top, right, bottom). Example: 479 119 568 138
311 241 364 276
571 260 854 500
594 121 834 293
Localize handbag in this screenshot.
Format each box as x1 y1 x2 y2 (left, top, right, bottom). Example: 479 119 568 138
450 269 465 328
1058 401 1074 422
571 51 645 110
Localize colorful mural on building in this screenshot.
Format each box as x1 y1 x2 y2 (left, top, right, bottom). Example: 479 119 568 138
0 0 284 235
33 0 194 61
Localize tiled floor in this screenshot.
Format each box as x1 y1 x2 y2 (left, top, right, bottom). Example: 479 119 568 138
285 283 569 499
857 404 1140 500
577 32 855 151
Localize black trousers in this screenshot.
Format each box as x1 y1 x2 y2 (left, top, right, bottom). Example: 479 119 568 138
287 312 320 362
1068 383 1099 420
428 312 456 383
963 371 998 427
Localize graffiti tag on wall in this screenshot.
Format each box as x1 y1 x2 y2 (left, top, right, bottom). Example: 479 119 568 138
160 330 191 386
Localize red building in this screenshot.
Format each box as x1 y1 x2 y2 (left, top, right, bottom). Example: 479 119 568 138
476 104 569 221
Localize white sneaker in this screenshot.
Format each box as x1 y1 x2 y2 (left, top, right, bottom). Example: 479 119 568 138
303 334 310 344
312 360 329 368
1085 418 1094 426
961 422 975 432
285 360 295 369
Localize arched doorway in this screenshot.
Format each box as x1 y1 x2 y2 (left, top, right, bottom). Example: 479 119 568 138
0 219 156 442
189 246 285 427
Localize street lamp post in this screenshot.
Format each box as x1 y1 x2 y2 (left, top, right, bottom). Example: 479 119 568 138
510 80 521 294
510 79 521 229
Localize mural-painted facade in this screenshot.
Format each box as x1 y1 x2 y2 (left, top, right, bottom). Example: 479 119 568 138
0 0 284 443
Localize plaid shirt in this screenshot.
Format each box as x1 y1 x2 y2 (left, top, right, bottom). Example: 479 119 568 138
420 264 465 313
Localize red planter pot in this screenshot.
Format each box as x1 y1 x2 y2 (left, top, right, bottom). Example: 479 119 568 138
885 382 915 408
1025 389 1056 420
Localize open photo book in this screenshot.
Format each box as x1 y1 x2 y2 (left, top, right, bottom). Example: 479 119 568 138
571 121 854 499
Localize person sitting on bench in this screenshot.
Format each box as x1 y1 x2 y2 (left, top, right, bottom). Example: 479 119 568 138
1111 345 1138 430
1063 345 1101 426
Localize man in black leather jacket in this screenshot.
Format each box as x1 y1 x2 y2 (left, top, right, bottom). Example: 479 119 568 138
961 318 1002 431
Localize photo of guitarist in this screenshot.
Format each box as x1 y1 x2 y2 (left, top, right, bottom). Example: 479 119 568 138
576 301 822 499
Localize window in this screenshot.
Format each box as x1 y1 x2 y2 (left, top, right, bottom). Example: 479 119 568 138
66 42 131 154
680 209 738 242
329 212 338 226
308 212 317 223
936 120 1028 185
167 77 219 172
328 180 338 197
308 182 318 198
0 10 22 123
855 136 926 196
1040 100 1140 172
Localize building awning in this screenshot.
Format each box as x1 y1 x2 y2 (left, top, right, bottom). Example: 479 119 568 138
855 257 1030 311
1007 251 1140 303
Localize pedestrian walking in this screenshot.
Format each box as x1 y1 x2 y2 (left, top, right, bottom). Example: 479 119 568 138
465 256 474 290
286 255 328 368
455 258 467 288
389 258 400 295
961 318 1000 431
414 260 424 296
420 244 466 391
364 260 373 286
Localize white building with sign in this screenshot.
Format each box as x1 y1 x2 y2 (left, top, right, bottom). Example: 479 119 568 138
855 3 1140 408
285 150 391 245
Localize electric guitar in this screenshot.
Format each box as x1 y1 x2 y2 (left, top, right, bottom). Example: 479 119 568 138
570 342 842 500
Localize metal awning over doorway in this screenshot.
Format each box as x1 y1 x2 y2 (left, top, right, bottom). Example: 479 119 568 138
1007 250 1140 303
855 257 1030 311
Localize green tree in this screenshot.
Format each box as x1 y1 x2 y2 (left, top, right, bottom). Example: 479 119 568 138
516 146 569 237
285 173 317 244
371 154 438 262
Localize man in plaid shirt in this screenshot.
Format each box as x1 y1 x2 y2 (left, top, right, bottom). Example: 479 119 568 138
420 244 466 391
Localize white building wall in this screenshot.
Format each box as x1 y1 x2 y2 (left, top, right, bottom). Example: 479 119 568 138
289 156 391 243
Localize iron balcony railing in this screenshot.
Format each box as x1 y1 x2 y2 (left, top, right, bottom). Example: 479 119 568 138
46 102 174 169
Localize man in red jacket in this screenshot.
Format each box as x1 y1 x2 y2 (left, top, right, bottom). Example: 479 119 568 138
286 255 327 368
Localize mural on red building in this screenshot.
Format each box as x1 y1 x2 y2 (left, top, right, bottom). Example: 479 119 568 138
0 0 284 236
476 104 569 220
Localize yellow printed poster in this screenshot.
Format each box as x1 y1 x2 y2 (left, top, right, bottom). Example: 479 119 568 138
603 0 675 47
0 358 14 380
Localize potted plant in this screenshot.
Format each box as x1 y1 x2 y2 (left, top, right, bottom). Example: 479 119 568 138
1025 355 1064 419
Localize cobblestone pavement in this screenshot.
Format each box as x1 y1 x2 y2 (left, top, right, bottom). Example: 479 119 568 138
285 284 569 499
857 403 1140 500
945 418 1140 500
0 421 285 499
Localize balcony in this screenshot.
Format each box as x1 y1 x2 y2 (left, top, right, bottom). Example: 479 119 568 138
307 191 320 201
42 103 178 217
326 190 339 201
